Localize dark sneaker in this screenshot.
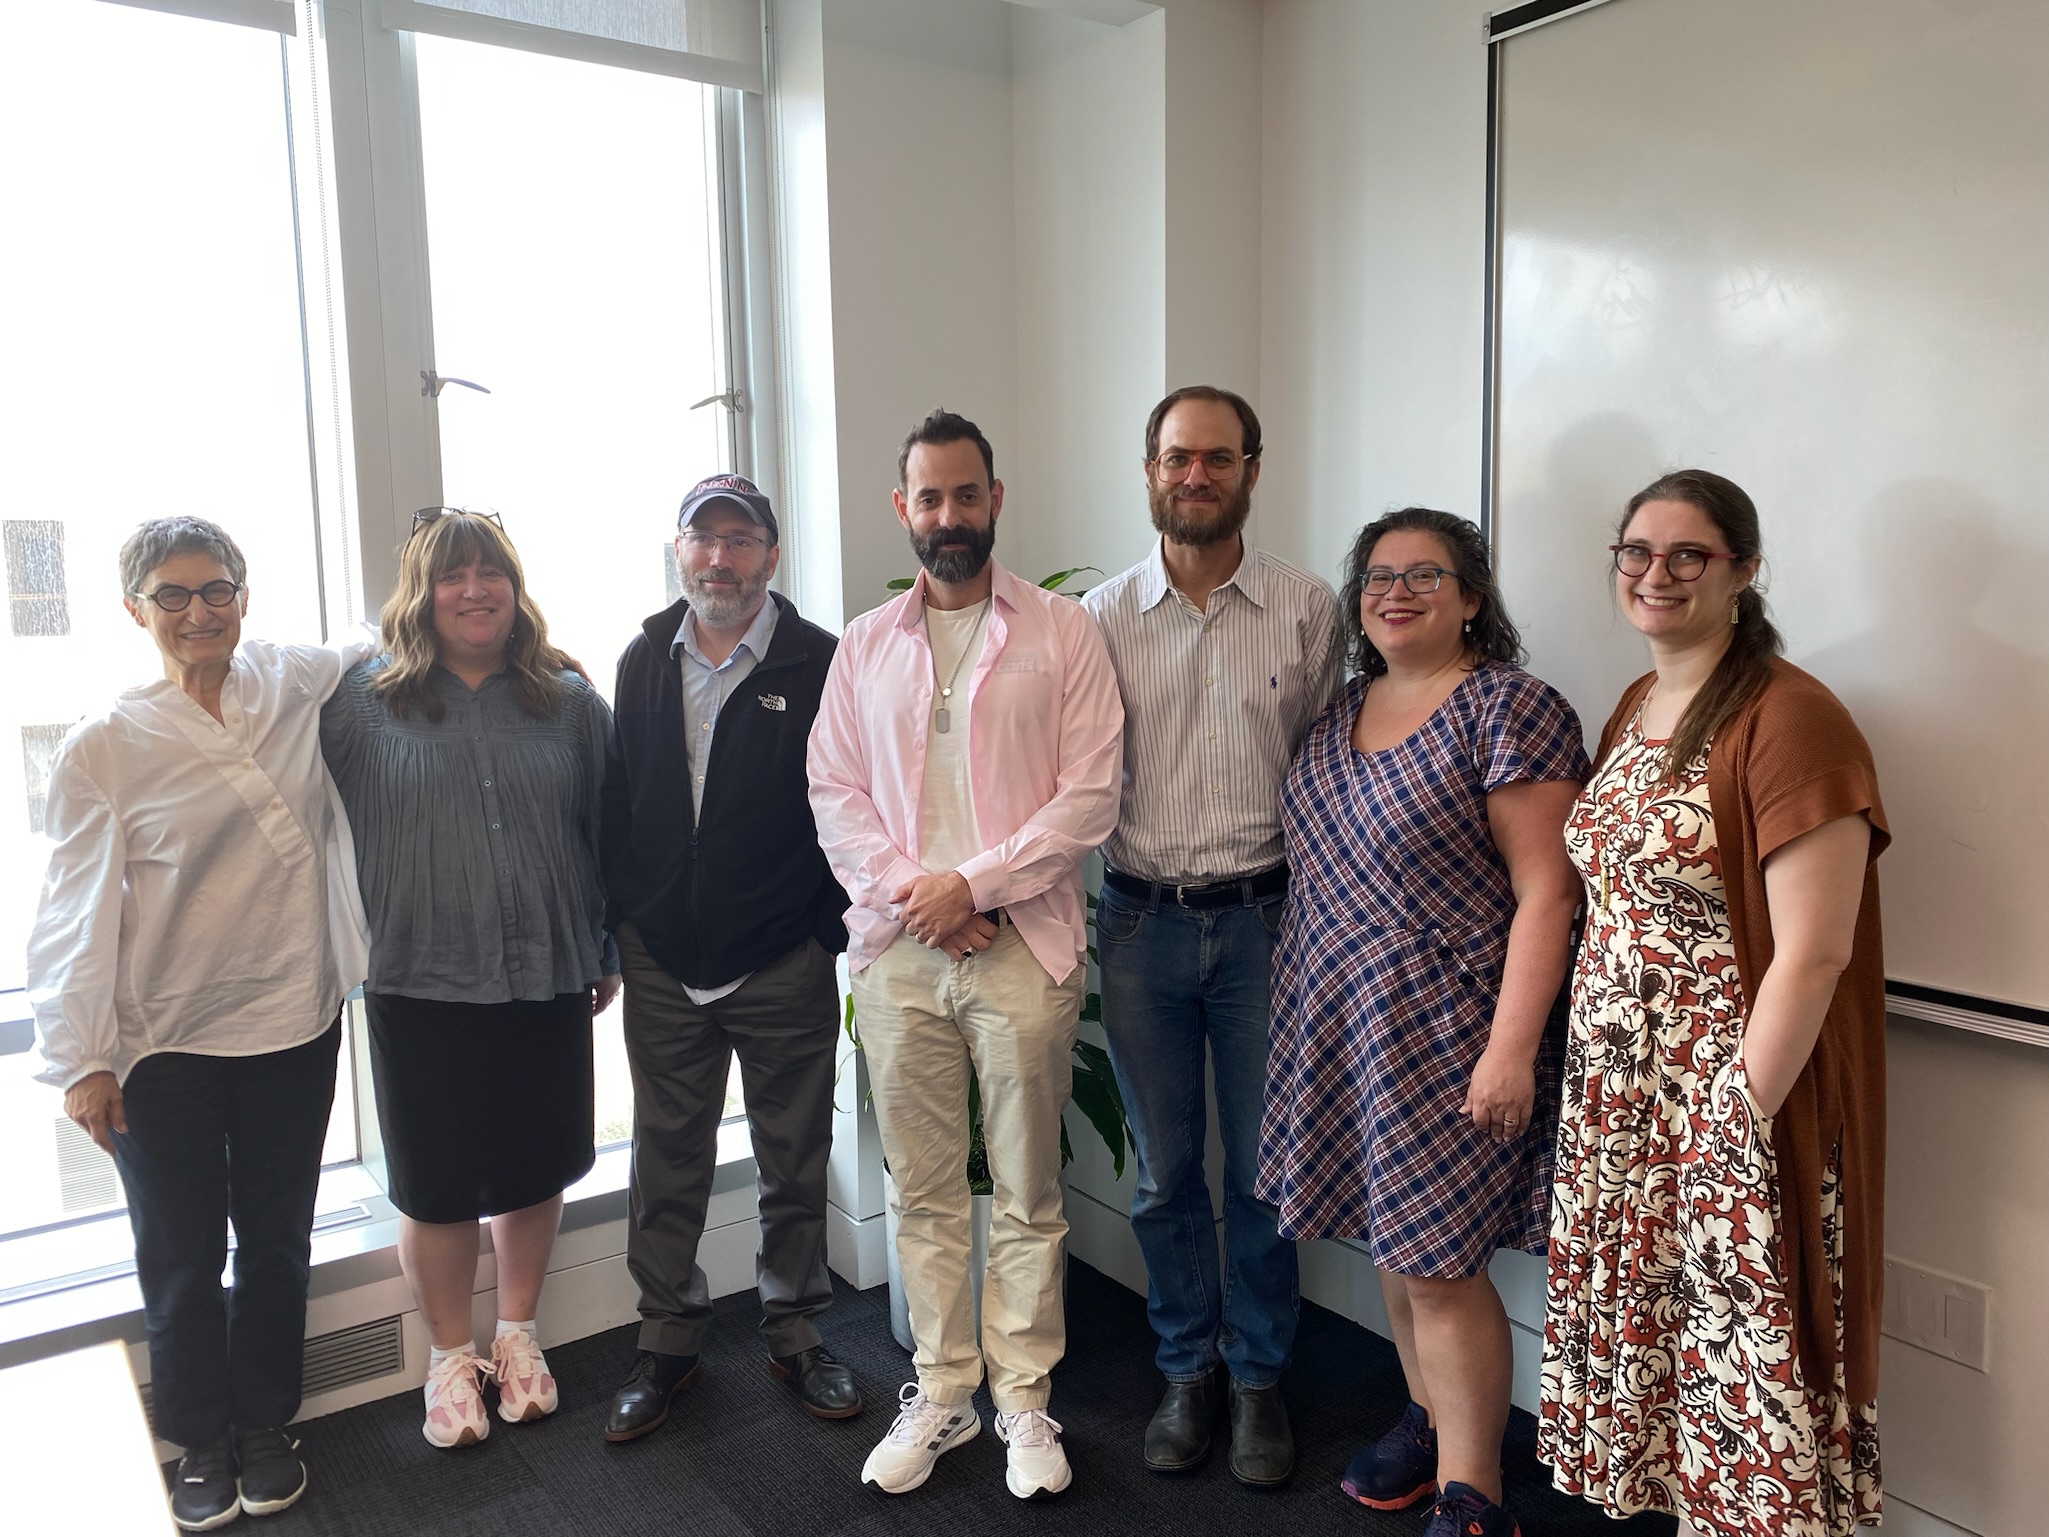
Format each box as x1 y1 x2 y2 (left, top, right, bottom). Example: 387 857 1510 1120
169 1437 240 1531
1423 1480 1521 1537
232 1427 307 1517
1341 1398 1437 1509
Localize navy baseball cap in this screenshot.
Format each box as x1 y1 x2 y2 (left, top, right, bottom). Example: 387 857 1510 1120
678 473 778 544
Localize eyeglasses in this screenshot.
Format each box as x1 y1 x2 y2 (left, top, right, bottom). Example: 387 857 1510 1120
1150 450 1255 483
1609 543 1744 581
134 579 244 612
409 506 505 540
678 530 768 558
1361 566 1457 597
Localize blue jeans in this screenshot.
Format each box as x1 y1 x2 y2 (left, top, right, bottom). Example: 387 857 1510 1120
1095 882 1298 1387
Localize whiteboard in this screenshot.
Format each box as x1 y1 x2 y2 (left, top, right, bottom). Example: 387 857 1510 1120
1489 0 2049 1016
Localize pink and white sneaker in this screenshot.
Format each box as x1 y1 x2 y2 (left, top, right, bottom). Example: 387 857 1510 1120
422 1349 495 1448
491 1327 559 1423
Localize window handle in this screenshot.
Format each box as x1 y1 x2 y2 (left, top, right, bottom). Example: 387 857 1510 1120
421 371 492 399
690 388 745 414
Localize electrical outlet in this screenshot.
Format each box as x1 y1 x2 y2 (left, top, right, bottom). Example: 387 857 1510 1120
1881 1258 1991 1372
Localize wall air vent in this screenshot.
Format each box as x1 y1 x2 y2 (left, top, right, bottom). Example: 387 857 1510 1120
140 1314 407 1433
301 1314 406 1399
53 1116 120 1212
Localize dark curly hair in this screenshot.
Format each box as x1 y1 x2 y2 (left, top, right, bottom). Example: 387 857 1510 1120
1339 507 1525 679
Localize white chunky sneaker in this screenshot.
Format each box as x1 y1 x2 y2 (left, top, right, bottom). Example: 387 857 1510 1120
860 1383 981 1494
995 1408 1071 1499
491 1327 559 1422
422 1349 494 1448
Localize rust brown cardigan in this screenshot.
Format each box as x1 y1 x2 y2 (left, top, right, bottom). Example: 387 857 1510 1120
1594 658 1889 1406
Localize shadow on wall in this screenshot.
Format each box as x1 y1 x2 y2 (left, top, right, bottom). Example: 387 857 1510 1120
1799 480 2049 1004
1496 410 1665 741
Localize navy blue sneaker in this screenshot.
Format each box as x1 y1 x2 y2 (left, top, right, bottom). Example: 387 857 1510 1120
1423 1480 1520 1537
1340 1399 1437 1510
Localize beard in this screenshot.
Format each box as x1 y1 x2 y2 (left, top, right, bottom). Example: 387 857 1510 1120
1149 477 1253 547
910 520 996 585
682 563 770 628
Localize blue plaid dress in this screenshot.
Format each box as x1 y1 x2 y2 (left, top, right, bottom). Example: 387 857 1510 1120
1256 664 1588 1277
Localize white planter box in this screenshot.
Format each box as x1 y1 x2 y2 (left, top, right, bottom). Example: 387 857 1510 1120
882 1171 993 1355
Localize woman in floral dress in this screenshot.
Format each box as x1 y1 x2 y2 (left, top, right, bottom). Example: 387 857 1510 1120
1260 508 1586 1537
1541 470 1889 1537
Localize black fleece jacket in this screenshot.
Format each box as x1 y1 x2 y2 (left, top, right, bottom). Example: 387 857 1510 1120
601 592 848 988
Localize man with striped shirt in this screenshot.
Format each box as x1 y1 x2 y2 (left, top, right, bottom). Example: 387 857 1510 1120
1081 386 1342 1488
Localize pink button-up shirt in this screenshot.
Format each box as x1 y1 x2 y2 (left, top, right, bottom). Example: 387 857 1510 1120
808 560 1124 980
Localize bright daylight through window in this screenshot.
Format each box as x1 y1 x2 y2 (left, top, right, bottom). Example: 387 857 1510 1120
0 0 354 1255
1 0 749 1285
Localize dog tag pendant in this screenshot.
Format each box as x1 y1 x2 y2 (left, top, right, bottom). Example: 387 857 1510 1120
935 685 953 733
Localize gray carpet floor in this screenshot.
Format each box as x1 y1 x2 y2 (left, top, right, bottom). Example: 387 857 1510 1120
161 1260 1677 1536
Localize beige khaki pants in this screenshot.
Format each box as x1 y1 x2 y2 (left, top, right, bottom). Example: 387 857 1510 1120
850 924 1084 1413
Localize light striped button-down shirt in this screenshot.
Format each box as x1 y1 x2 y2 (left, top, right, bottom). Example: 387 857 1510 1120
1083 538 1342 884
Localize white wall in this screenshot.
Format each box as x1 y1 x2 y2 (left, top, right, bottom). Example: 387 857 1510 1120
1008 4 1165 585
821 0 1020 624
1255 5 2041 1534
1259 0 1488 581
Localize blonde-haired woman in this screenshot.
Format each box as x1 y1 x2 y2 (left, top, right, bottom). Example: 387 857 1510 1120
321 509 618 1449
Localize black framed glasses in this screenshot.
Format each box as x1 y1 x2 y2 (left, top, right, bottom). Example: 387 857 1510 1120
134 579 244 612
1361 566 1456 597
1609 542 1744 582
409 506 505 539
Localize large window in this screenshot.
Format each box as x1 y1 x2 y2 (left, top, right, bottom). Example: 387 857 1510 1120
0 0 761 1278
0 0 357 1245
410 37 737 1144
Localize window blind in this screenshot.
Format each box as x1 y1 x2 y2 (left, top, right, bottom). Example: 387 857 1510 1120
382 0 762 90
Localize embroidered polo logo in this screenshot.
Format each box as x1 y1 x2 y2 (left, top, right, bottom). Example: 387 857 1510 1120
994 653 1036 674
759 693 786 711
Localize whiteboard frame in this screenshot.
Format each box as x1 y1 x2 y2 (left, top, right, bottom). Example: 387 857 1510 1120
1478 0 2044 1043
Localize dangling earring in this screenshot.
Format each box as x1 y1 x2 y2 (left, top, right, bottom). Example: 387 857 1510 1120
1462 620 1472 636
1729 597 1740 626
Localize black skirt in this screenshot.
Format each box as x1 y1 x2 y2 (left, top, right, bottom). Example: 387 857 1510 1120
364 991 595 1222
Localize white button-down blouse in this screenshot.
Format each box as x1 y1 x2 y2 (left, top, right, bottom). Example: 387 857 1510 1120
28 637 373 1090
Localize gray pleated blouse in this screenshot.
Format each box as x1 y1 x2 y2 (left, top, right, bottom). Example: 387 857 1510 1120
320 659 615 1004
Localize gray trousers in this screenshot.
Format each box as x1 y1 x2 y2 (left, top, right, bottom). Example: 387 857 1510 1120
616 922 840 1357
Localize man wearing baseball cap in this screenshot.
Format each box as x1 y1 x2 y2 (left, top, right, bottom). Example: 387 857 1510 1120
599 473 861 1439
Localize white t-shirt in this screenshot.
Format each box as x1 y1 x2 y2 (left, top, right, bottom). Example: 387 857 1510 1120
917 602 987 877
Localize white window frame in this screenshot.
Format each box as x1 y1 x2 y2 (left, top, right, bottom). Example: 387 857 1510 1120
0 0 777 1321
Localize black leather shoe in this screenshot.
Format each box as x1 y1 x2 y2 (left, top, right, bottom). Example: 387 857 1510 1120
768 1345 863 1419
1143 1366 1223 1472
1227 1378 1295 1488
605 1350 700 1442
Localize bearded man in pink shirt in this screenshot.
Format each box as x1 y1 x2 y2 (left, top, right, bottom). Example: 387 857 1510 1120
808 409 1123 1502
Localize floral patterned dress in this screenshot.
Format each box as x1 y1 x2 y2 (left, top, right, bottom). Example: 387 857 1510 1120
1539 715 1882 1537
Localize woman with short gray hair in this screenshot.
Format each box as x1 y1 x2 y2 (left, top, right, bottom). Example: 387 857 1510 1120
28 516 373 1531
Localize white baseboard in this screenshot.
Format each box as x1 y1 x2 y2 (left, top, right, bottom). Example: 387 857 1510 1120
1060 1182 1148 1295
1884 1499 1980 1537
826 1200 888 1290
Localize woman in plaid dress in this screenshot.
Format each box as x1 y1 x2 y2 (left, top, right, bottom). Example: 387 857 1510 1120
1257 509 1586 1537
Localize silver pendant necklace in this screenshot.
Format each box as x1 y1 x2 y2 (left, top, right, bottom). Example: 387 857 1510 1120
930 597 991 734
